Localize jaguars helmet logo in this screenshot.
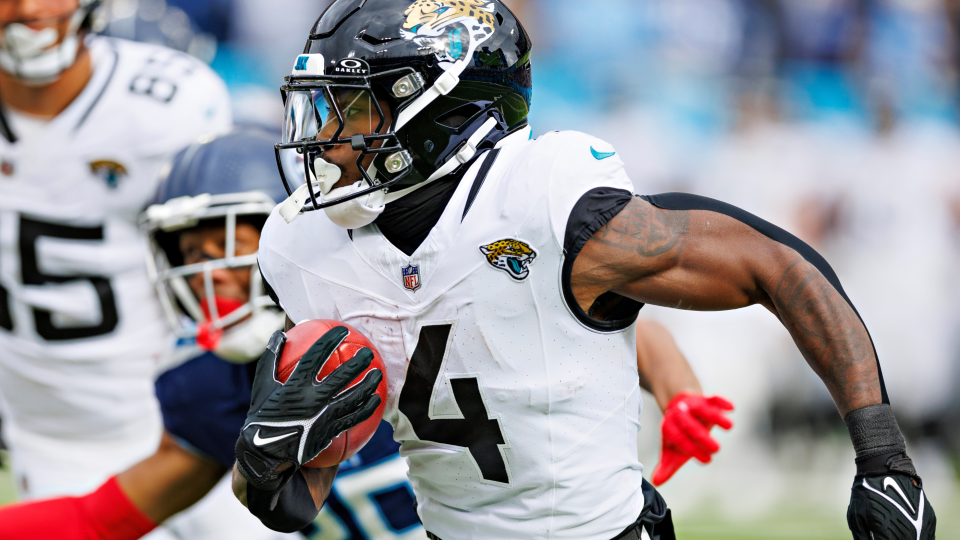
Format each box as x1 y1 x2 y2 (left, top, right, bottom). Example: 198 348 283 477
480 239 537 282
401 0 497 62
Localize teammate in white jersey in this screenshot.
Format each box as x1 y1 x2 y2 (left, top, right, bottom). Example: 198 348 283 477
0 129 294 540
0 0 230 500
234 1 935 539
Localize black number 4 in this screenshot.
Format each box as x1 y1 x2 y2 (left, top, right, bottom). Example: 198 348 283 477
398 324 510 484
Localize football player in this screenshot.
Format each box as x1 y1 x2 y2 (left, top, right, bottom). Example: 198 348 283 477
0 130 285 539
0 0 231 503
0 127 729 540
231 2 935 539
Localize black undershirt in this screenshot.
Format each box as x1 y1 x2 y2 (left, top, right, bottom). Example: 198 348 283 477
375 167 469 257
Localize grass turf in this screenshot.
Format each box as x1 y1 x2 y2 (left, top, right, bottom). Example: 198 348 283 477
0 452 15 506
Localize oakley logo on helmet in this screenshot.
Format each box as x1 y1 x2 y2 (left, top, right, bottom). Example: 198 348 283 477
334 58 370 75
401 1 497 63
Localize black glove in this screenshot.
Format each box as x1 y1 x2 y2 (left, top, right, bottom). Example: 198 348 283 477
847 453 936 540
235 327 383 492
247 469 320 533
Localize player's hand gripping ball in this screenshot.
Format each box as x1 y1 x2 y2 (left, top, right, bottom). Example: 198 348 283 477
235 320 387 492
276 320 388 467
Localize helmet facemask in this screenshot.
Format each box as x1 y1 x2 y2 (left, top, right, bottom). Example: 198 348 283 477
276 61 422 227
142 192 283 363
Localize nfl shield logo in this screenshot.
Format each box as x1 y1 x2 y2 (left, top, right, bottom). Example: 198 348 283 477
402 264 421 292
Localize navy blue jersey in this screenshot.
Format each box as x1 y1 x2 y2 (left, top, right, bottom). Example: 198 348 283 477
155 349 423 539
155 350 253 468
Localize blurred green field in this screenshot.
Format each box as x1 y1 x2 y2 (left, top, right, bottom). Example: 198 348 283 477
1 452 14 508
1 450 956 540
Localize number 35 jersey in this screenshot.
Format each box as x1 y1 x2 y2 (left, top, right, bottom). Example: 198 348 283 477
0 36 231 443
259 130 648 540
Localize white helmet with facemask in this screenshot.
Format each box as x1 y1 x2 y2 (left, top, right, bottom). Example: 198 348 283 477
142 128 290 364
0 0 101 84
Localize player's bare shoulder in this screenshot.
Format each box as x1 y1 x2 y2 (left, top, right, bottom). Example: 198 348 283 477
81 36 232 151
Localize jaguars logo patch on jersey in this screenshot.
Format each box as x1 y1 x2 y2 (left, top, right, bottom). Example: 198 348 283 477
480 239 537 282
89 160 129 189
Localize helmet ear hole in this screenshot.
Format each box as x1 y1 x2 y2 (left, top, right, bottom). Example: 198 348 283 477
435 103 484 130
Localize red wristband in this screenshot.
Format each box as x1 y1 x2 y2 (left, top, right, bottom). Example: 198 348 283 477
82 477 157 540
0 476 156 540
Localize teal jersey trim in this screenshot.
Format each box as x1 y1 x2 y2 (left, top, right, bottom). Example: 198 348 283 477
591 147 616 160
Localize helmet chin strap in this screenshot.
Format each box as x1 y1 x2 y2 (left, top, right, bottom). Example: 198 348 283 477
382 116 500 204
0 8 88 84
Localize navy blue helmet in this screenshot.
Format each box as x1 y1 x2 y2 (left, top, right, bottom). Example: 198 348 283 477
142 127 284 344
154 127 289 207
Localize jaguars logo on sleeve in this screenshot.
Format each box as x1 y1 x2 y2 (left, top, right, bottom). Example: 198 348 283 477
480 239 537 282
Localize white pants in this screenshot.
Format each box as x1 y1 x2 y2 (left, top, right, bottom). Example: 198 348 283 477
0 362 163 499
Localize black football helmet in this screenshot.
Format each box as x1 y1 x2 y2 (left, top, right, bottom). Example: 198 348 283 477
275 0 532 220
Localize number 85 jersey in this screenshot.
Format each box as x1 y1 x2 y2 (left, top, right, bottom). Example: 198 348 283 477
260 131 648 540
0 37 231 443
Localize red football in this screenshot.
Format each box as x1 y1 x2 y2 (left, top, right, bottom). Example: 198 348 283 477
276 319 388 468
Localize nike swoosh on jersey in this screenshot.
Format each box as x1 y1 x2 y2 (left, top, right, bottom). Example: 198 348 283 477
253 429 297 447
591 147 616 160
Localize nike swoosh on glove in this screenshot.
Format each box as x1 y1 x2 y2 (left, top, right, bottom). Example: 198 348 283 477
235 327 383 492
848 461 936 539
652 392 734 486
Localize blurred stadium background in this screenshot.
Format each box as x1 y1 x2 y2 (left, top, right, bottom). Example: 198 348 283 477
4 0 960 538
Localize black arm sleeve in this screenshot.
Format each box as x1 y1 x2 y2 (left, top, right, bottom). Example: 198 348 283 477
247 469 320 534
641 192 888 404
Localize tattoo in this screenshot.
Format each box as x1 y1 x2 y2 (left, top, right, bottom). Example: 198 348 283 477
592 200 690 258
772 258 879 412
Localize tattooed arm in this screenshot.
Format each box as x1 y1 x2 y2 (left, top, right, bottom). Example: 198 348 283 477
570 196 881 415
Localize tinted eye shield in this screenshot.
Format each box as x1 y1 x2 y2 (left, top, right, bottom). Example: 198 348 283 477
275 67 422 212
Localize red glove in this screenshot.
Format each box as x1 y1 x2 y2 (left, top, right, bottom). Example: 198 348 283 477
651 392 734 486
0 476 156 540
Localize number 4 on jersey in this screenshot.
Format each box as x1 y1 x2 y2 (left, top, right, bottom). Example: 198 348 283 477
398 323 510 484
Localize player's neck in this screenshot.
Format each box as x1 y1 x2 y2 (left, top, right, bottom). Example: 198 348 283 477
0 46 92 119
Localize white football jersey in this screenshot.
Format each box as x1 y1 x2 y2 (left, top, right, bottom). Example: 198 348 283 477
0 35 231 493
259 130 646 540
